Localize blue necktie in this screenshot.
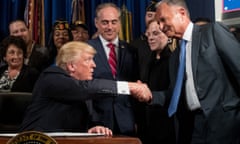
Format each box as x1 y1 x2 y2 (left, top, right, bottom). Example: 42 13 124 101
168 40 186 117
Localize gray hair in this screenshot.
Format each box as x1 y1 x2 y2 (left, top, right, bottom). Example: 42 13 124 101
95 3 121 19
156 0 190 17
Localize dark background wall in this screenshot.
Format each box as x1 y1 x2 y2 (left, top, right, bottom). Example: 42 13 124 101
0 0 215 43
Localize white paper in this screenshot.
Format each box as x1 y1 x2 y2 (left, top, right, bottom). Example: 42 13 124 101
46 132 105 137
0 132 104 137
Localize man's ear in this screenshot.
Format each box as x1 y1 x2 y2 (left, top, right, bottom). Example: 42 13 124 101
94 18 99 29
66 62 75 73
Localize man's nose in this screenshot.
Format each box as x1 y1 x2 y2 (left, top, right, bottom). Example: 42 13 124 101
107 23 113 29
158 22 164 31
92 61 96 68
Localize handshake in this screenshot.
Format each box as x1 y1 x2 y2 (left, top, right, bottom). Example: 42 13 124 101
128 81 152 102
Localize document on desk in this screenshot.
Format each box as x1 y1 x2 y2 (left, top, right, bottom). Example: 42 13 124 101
0 132 104 137
46 132 105 137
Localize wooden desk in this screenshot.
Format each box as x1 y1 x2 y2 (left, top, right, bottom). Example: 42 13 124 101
0 135 142 144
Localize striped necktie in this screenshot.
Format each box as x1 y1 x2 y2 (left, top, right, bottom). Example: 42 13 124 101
107 43 117 77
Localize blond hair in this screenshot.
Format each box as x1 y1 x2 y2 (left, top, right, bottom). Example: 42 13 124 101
56 41 96 70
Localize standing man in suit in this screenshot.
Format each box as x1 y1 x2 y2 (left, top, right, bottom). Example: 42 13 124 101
150 0 240 143
88 3 138 136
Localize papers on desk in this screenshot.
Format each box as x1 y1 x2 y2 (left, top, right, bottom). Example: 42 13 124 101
47 132 105 137
0 132 105 137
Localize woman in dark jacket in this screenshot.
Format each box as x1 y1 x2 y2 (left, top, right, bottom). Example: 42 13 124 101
0 36 39 92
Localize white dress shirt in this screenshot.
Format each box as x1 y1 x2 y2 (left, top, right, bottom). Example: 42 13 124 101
182 22 201 110
98 35 130 95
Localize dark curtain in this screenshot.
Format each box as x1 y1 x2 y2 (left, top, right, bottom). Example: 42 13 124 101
186 0 215 22
0 0 215 43
85 0 152 38
0 0 26 41
44 0 72 41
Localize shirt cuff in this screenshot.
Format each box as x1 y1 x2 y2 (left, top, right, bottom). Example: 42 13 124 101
117 81 130 95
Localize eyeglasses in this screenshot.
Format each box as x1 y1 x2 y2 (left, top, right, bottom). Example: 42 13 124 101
145 30 163 37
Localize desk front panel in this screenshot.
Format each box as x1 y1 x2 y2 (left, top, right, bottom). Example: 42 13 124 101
0 136 142 144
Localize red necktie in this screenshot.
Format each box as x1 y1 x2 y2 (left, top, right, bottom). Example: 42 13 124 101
107 43 117 77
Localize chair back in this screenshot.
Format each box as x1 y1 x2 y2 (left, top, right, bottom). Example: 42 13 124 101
0 92 32 133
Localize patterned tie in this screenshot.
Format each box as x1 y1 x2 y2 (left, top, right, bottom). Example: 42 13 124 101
107 43 117 77
168 40 186 117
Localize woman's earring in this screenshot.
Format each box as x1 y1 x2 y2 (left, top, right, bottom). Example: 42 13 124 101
167 38 172 44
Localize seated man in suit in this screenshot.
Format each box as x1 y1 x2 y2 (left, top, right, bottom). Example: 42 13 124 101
19 41 151 135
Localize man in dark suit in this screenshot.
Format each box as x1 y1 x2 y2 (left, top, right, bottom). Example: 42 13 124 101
88 3 139 136
19 41 151 134
150 0 240 143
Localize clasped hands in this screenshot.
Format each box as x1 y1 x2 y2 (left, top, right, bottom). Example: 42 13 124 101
128 80 152 102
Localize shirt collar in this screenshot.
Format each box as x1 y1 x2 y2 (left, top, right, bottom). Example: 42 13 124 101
182 22 193 42
99 35 119 47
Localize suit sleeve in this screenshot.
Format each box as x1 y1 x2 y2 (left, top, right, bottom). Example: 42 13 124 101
44 74 118 102
212 22 240 90
149 90 169 107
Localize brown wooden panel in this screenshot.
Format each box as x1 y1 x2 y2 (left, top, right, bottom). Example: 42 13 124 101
0 136 142 144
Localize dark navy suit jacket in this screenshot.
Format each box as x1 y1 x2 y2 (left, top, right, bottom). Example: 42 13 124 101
151 23 240 143
19 66 119 132
88 37 138 135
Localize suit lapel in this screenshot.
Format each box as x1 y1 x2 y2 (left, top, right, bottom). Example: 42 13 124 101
117 41 126 73
191 25 201 79
95 38 112 71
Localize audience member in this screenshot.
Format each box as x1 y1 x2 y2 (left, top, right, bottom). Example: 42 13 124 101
70 20 89 42
47 20 73 65
130 1 156 82
19 41 151 134
88 3 139 136
135 19 175 144
130 2 175 143
150 0 240 143
9 20 50 72
0 36 39 92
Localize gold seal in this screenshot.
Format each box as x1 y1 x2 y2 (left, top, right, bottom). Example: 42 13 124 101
7 131 57 144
